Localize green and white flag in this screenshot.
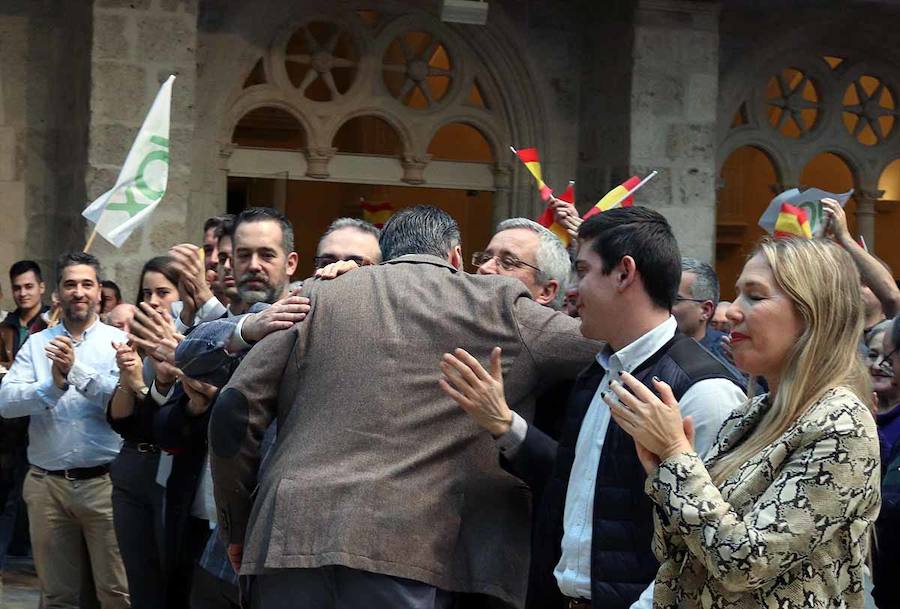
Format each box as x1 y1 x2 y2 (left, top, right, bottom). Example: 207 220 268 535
83 75 175 247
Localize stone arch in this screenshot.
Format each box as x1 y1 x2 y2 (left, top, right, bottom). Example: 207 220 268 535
325 107 414 155
424 115 503 163
190 0 552 234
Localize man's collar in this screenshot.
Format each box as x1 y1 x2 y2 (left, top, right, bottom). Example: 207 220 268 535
60 315 102 340
382 254 458 272
596 316 677 372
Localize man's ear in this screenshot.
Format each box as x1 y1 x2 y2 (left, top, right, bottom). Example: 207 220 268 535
285 252 299 277
616 256 638 292
448 245 463 270
700 300 715 322
534 280 560 307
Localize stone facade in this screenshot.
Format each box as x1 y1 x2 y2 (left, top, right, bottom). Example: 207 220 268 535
0 0 898 309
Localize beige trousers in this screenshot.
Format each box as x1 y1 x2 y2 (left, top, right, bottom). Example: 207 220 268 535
22 467 130 609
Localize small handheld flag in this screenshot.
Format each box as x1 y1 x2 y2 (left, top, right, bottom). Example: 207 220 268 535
511 146 554 201
773 203 813 239
583 172 658 220
758 187 852 237
82 75 175 247
537 181 575 247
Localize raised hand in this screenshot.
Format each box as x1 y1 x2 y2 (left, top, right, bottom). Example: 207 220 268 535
240 291 310 343
177 371 220 416
604 372 693 472
439 347 512 436
112 341 145 392
170 244 214 324
45 336 75 388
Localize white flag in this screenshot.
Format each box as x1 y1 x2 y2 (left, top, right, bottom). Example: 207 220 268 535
83 75 175 247
758 187 853 238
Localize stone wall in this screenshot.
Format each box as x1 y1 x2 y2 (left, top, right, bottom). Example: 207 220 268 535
0 1 92 310
86 0 198 300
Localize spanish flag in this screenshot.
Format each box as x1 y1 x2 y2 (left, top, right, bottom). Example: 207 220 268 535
513 147 554 201
582 176 641 220
537 181 575 247
773 203 813 239
361 199 393 228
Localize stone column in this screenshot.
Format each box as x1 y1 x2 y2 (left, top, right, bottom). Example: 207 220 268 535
492 162 513 229
855 190 881 249
86 0 198 294
629 0 721 262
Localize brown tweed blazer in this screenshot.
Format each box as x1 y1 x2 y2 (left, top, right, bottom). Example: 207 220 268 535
210 255 600 607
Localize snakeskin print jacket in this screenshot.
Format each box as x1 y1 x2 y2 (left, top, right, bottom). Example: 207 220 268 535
645 386 881 609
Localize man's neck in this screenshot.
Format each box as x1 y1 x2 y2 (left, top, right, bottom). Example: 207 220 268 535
17 304 42 326
63 314 97 340
689 322 707 342
608 308 671 352
230 299 249 315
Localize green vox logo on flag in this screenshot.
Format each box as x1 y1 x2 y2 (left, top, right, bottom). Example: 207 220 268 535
106 135 169 218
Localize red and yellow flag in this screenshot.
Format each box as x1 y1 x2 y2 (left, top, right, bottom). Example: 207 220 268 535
537 181 574 247
582 176 641 220
361 199 393 228
514 147 553 201
773 203 813 239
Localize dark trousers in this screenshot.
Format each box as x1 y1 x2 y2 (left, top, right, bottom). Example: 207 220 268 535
110 446 166 609
249 566 456 609
190 565 240 609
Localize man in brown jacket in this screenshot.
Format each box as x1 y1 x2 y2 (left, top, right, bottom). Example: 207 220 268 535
209 205 600 609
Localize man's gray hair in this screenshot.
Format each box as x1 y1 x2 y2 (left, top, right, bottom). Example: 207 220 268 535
318 218 381 253
379 206 460 261
681 257 719 304
496 218 571 310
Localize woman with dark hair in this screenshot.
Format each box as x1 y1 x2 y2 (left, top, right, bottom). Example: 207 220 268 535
107 255 182 609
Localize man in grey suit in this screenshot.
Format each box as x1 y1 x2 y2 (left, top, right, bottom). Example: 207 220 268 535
209 205 600 609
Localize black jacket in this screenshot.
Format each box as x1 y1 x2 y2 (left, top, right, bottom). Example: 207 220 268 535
504 333 743 609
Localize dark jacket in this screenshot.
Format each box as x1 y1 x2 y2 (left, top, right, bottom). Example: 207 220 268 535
874 442 900 607
0 306 48 370
504 334 743 609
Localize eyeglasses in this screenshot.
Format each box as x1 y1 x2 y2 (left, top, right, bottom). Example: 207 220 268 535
673 296 706 304
471 252 542 274
872 345 900 371
313 255 371 269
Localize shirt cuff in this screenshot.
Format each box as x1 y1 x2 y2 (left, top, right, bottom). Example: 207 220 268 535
495 411 527 457
67 360 96 393
230 315 253 352
36 376 66 407
150 380 175 405
196 297 226 323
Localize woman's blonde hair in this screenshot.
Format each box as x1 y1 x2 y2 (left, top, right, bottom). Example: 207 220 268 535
709 238 870 485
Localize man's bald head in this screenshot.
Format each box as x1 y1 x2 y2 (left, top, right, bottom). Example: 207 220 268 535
107 303 137 333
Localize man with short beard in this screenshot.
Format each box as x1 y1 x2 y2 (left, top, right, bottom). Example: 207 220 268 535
0 252 129 609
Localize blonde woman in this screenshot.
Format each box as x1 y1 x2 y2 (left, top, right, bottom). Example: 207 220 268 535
605 238 880 608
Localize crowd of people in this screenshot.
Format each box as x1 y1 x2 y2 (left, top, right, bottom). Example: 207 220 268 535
0 196 896 609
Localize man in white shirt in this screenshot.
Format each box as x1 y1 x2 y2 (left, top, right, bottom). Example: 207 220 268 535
440 206 745 609
0 252 129 609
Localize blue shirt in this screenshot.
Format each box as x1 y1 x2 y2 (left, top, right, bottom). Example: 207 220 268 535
0 318 126 470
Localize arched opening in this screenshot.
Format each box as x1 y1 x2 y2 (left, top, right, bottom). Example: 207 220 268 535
427 122 495 162
877 159 900 273
799 151 857 236
715 146 778 299
332 115 403 156
231 106 306 149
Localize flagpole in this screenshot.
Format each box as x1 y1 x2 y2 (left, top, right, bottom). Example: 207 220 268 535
606 170 658 209
83 228 98 254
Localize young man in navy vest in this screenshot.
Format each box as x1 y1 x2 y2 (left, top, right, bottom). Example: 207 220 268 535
440 206 746 609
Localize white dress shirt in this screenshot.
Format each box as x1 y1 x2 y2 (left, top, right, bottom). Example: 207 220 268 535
498 317 745 603
0 318 127 470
